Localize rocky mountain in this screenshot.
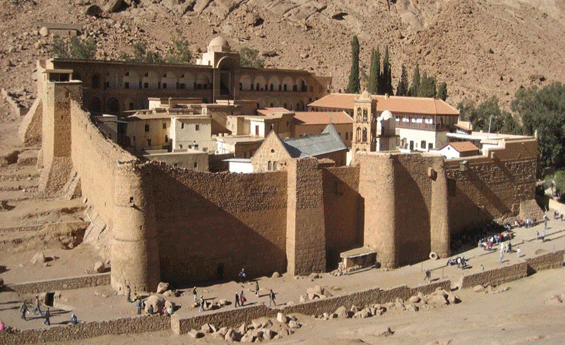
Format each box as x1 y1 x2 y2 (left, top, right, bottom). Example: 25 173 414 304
1 0 564 110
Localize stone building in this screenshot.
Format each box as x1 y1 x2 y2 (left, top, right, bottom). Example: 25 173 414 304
25 58 540 295
309 93 460 151
41 37 331 116
251 124 348 172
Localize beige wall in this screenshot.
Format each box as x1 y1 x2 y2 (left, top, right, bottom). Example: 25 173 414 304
127 118 170 151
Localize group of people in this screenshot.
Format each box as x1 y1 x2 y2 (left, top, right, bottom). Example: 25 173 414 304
18 296 77 326
446 256 468 268
553 211 564 220
477 231 513 251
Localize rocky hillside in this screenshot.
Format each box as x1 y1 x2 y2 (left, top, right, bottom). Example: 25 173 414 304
1 0 564 110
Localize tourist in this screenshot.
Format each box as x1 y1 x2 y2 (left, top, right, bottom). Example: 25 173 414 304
500 242 505 254
507 242 512 252
239 268 246 282
424 270 431 282
544 214 549 229
0 320 5 332
147 304 154 315
70 314 77 325
517 247 521 258
33 295 42 316
136 298 143 315
199 295 204 312
44 308 50 326
269 289 276 307
240 290 246 306
540 230 545 242
500 252 504 263
19 302 28 320
255 281 260 296
193 286 198 302
126 285 131 303
235 291 240 307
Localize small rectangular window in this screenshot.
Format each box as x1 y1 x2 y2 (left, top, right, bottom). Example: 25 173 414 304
181 123 185 129
421 140 426 149
162 123 166 129
147 139 151 147
162 83 167 89
195 124 200 131
194 162 198 168
145 124 149 132
179 144 183 149
124 82 129 89
144 83 149 89
428 143 433 150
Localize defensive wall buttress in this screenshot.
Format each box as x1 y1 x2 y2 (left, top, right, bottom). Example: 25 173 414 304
34 76 538 293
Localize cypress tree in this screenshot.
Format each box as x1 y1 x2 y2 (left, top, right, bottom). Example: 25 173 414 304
346 36 360 94
409 63 420 97
418 73 437 98
382 45 393 95
396 64 409 96
367 49 379 94
437 81 448 101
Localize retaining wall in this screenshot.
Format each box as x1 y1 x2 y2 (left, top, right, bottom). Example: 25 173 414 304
525 249 565 272
0 314 169 345
7 273 111 295
459 262 528 289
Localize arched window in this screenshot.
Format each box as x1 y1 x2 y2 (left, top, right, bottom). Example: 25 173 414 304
296 103 300 111
273 161 277 170
283 84 287 91
270 84 274 91
91 75 100 89
362 128 367 142
363 109 368 122
356 127 361 141
268 161 272 171
256 83 260 90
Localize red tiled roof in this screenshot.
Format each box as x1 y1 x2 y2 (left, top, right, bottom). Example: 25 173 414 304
308 93 460 116
445 141 479 153
293 111 353 125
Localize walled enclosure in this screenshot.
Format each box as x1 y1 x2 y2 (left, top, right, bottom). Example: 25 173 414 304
36 69 538 292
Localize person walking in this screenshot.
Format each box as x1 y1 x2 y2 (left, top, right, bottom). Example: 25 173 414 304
500 252 504 264
70 314 78 325
517 247 521 258
126 285 131 303
136 298 143 315
240 290 246 306
234 291 240 308
33 296 42 316
255 281 260 297
541 230 545 242
424 269 431 282
199 295 204 312
19 302 28 321
44 308 50 326
544 214 549 229
193 287 198 303
269 289 276 307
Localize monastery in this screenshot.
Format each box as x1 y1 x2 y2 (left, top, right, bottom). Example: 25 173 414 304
19 38 541 294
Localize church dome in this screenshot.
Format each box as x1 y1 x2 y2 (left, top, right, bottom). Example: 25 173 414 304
208 36 230 52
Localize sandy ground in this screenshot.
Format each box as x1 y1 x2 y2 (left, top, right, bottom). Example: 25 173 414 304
1 216 564 344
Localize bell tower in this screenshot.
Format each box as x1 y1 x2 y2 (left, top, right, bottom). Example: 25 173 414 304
352 90 377 163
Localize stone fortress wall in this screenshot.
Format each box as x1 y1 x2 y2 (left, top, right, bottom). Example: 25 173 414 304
445 138 538 233
35 68 538 293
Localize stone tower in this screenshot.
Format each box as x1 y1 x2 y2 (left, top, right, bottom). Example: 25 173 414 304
38 69 82 195
352 90 377 163
376 110 398 151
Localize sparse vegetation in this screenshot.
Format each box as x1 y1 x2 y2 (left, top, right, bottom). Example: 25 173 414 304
50 36 97 60
166 29 192 64
239 47 264 68
345 36 360 93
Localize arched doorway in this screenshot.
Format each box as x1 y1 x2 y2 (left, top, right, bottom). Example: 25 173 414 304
106 98 120 114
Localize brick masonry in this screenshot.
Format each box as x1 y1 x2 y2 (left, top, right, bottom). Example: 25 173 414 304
6 274 111 295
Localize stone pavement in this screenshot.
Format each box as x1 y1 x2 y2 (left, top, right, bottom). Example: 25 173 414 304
1 213 564 333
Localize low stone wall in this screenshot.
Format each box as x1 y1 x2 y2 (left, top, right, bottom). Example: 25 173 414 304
0 314 170 345
525 249 564 273
172 279 451 335
459 262 528 289
7 273 110 295
1 88 27 118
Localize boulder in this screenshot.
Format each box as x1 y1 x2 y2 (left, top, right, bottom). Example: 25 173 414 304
164 300 174 310
240 331 255 343
163 290 174 297
276 312 288 323
39 27 49 37
145 294 165 314
473 285 485 292
188 329 204 338
237 322 248 334
156 282 169 294
334 306 349 318
104 0 124 13
299 294 307 303
272 271 281 278
263 328 275 340
85 5 103 16
201 323 213 333
219 299 228 306
409 296 421 303
308 272 321 279
225 328 239 342
288 320 300 328
31 252 46 265
447 293 460 304
406 304 419 312
429 294 448 307
217 327 228 336
349 305 359 313
93 261 105 273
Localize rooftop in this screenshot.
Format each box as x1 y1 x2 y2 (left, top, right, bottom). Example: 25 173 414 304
282 123 347 158
308 93 460 116
442 141 480 153
294 111 353 125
